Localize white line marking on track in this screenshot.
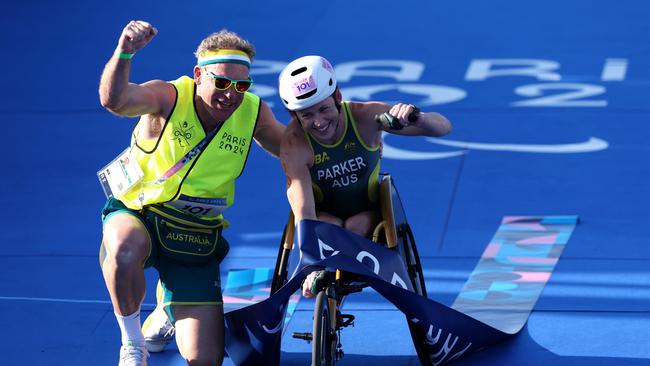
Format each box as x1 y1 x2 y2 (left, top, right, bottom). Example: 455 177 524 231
0 296 156 308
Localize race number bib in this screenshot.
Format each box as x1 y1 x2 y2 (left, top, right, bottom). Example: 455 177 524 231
165 195 228 218
97 148 144 199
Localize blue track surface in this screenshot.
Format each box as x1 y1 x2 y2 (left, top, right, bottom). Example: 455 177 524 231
1 1 648 365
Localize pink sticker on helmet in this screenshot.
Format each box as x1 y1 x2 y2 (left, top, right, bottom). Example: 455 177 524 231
322 58 333 73
292 75 316 97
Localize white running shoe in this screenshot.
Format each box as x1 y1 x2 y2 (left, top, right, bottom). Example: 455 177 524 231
142 307 175 353
118 342 149 366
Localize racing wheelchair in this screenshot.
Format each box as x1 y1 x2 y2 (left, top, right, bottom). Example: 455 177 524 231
270 174 432 366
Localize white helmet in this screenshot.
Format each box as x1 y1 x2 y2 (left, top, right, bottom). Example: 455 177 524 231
278 55 337 111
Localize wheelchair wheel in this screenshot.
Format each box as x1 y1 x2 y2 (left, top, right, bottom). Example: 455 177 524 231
396 223 427 297
385 176 427 297
270 226 290 294
400 223 433 366
312 290 337 366
271 212 296 294
387 178 432 365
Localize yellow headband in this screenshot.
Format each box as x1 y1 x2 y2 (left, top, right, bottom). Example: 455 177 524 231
197 49 251 68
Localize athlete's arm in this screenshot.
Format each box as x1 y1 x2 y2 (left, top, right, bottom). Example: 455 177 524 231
280 121 317 223
252 102 286 158
353 101 452 137
99 20 175 118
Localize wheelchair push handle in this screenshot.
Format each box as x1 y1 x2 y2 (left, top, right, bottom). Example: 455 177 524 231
374 106 420 130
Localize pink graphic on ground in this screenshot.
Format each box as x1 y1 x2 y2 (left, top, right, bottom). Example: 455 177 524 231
482 243 502 258
517 234 559 245
503 216 547 231
514 271 552 283
223 296 255 304
508 256 559 264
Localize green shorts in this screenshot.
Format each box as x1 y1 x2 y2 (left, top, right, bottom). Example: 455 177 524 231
100 197 229 323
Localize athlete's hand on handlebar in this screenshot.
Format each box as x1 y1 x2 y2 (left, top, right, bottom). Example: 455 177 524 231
117 20 158 55
374 103 420 130
302 271 318 298
302 270 330 298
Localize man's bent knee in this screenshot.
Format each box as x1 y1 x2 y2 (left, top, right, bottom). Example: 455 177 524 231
185 354 224 366
175 305 225 366
102 213 150 267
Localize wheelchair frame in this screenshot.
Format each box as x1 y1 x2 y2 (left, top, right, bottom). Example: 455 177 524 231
270 174 431 365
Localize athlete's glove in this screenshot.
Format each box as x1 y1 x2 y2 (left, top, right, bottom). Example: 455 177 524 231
301 270 330 298
375 105 420 130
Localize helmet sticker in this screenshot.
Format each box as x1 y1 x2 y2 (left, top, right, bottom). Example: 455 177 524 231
292 75 317 97
321 58 334 73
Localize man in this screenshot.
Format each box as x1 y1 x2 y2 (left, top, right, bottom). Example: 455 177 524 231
277 55 452 297
98 20 284 366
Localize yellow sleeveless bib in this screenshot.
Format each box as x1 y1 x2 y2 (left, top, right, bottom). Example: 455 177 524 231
119 76 260 218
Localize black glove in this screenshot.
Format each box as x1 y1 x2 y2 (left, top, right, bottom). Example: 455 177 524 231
374 106 420 130
310 270 331 296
